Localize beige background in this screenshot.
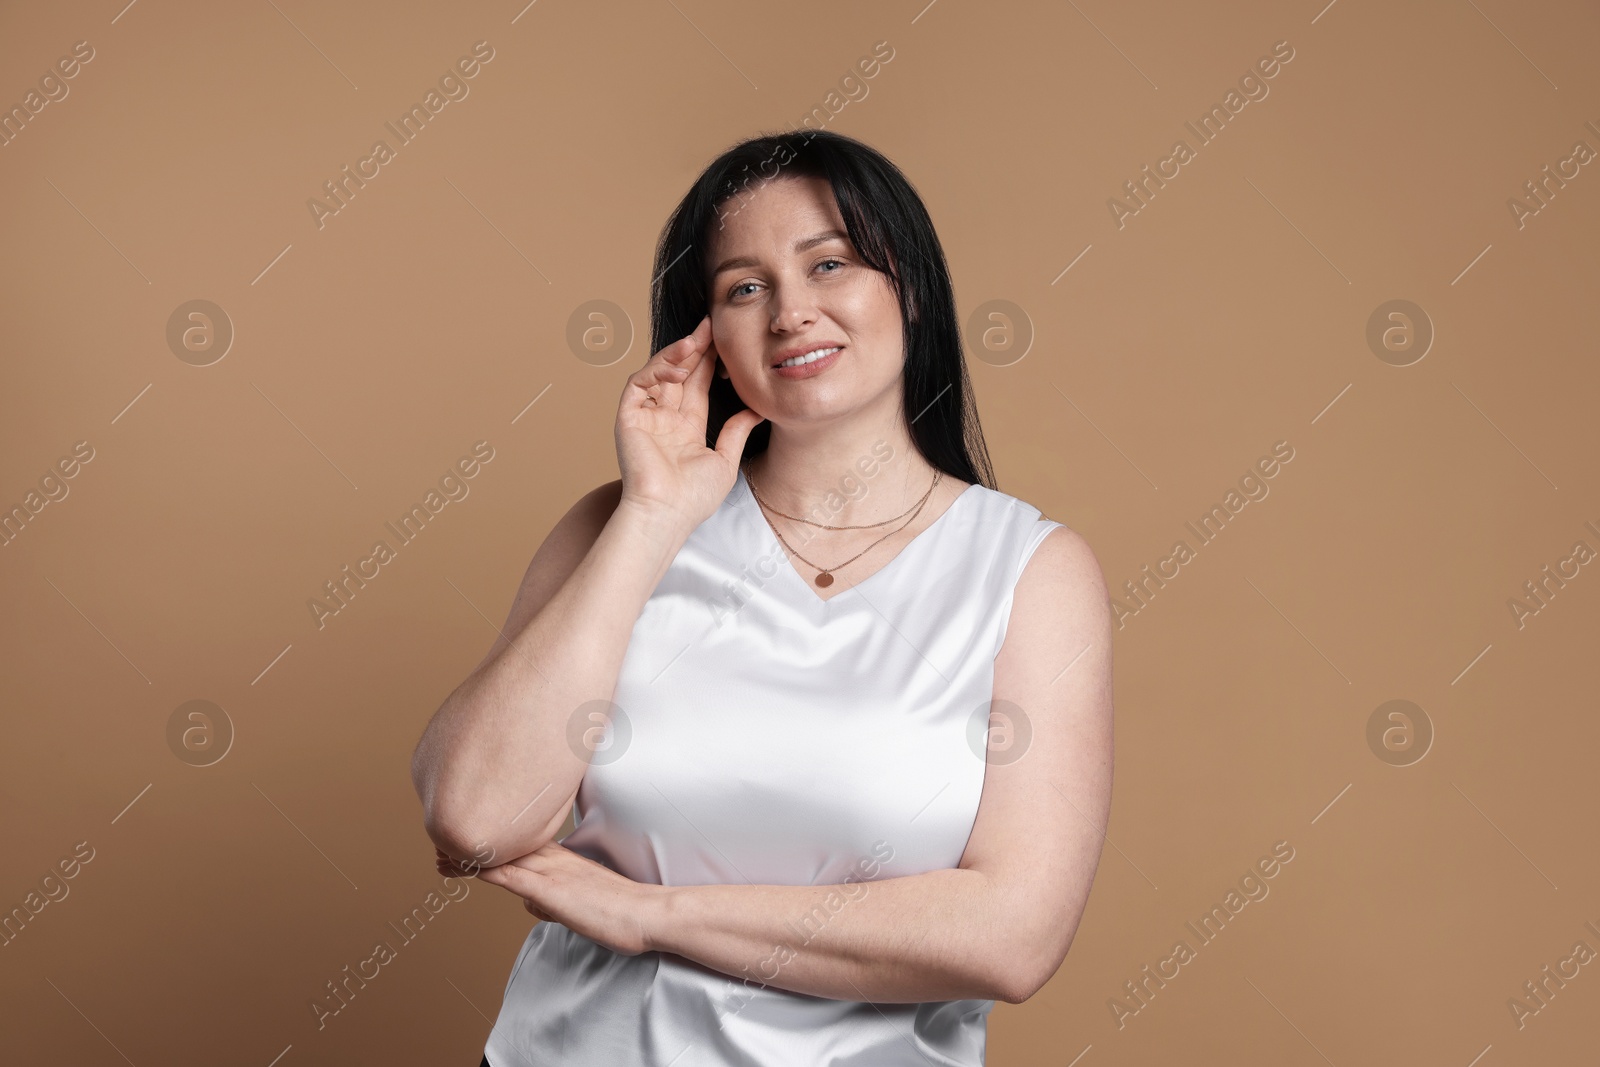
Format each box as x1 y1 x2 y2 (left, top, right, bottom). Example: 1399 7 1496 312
2 0 1597 1064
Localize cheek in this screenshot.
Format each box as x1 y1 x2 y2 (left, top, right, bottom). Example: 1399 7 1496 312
710 310 759 374
839 273 902 330
843 283 902 345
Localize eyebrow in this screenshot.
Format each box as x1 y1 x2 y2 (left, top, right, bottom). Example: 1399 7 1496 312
710 229 851 277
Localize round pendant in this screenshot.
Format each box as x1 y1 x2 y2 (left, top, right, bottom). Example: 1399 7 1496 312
814 572 834 588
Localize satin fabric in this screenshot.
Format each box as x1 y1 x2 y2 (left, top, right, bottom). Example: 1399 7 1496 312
484 468 1063 1066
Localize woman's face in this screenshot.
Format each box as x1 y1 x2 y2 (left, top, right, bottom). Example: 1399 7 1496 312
705 175 905 431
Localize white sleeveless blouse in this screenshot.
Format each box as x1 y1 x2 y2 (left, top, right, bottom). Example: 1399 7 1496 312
484 467 1064 1067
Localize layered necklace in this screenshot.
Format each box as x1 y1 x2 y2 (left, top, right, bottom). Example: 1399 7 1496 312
745 465 942 588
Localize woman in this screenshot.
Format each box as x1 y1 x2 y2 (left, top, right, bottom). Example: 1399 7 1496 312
411 129 1114 1066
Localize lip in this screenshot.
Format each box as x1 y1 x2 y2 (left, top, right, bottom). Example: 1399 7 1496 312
771 341 846 366
771 342 845 380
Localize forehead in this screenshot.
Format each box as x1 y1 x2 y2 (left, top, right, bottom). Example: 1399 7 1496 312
707 176 849 266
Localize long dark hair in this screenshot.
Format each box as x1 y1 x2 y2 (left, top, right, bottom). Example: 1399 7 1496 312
648 129 996 490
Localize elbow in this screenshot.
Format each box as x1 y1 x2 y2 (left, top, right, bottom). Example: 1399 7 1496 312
992 960 1050 1006
412 758 463 855
993 970 1042 1006
412 742 575 866
418 792 507 868
420 795 569 869
412 753 504 865
979 941 1035 1005
991 931 1074 1005
420 809 491 865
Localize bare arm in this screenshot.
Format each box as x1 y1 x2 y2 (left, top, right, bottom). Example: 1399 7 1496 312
410 486 693 863
411 315 765 865
475 525 1115 1004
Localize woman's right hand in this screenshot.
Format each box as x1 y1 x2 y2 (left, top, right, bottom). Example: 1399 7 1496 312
614 315 765 530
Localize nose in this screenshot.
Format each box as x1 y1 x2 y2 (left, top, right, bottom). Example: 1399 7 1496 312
769 281 818 333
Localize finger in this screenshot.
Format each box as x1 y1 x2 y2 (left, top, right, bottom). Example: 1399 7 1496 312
623 360 693 412
679 331 719 424
480 864 551 916
650 318 712 384
436 848 487 877
477 863 540 893
714 407 767 466
629 324 707 405
667 316 711 364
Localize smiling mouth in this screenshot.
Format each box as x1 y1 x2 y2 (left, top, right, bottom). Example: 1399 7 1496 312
774 346 843 368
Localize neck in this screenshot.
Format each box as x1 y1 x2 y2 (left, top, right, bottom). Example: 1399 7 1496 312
742 416 940 529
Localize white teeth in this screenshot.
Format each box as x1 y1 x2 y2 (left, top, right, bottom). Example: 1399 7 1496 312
778 346 841 368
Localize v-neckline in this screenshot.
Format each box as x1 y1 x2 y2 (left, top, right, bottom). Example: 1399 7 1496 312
735 467 980 607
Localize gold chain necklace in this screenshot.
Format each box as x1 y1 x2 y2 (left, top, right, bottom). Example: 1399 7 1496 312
746 467 941 588
746 472 927 530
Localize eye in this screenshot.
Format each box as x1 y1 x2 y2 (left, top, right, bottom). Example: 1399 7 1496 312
727 257 847 301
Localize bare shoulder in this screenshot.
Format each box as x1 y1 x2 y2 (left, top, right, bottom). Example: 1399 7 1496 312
1001 521 1112 667
469 478 624 673
1021 522 1109 607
